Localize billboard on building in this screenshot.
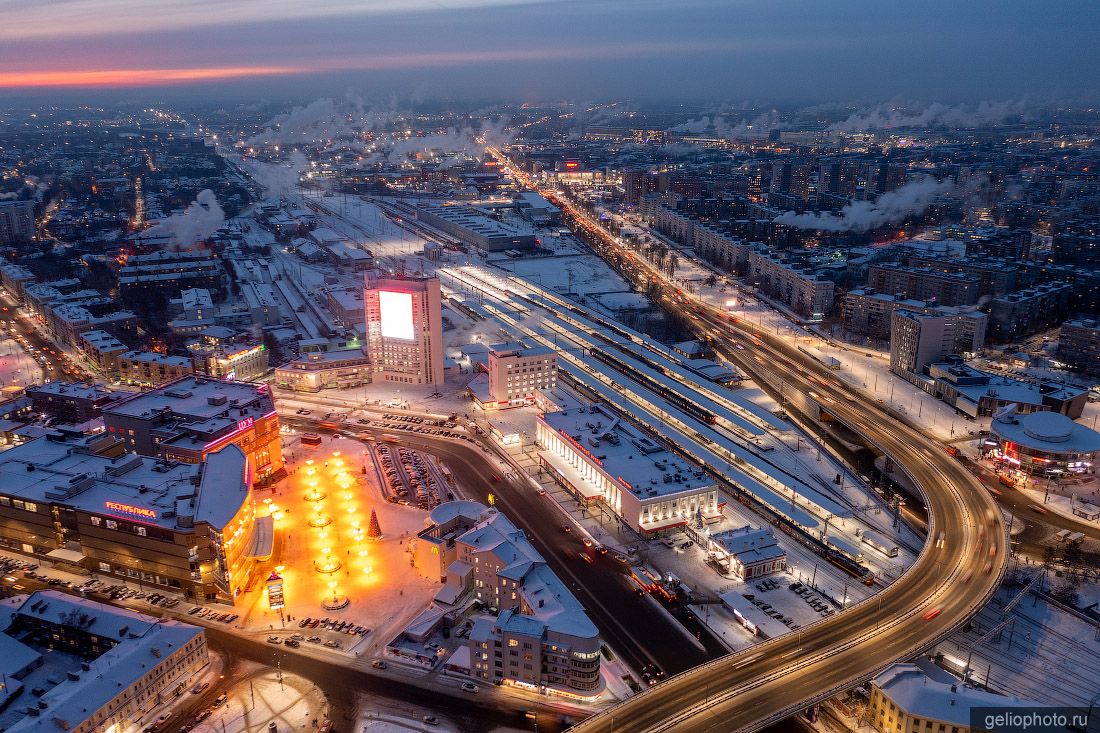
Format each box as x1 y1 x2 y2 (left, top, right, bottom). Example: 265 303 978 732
378 290 415 341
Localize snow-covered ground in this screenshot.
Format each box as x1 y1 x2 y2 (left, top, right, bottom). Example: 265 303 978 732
192 669 327 733
935 584 1100 707
0 336 44 386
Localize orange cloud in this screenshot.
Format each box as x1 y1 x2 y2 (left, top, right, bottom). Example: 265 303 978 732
0 65 301 88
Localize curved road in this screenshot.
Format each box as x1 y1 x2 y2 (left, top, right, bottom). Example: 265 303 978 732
546 197 1009 732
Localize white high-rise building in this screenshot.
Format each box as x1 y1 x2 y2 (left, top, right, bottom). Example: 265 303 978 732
363 273 445 386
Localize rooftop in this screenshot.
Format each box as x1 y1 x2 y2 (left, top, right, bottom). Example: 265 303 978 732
103 376 274 422
5 591 203 733
991 409 1100 454
0 435 249 532
874 663 1042 726
539 404 714 499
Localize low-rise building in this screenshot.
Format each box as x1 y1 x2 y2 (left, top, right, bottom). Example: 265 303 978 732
536 403 722 536
413 501 602 698
117 351 194 386
869 663 1043 733
3 591 208 733
27 382 132 423
188 328 269 382
985 407 1100 477
416 204 538 253
709 525 787 579
274 338 371 392
927 359 1088 419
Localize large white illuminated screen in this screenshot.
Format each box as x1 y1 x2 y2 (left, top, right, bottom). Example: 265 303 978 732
378 290 415 340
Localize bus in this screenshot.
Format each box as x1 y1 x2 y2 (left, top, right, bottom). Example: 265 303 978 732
318 421 340 432
300 433 323 447
860 530 900 558
380 434 400 443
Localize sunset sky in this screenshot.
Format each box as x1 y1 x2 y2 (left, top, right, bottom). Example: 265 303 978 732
2 0 1098 102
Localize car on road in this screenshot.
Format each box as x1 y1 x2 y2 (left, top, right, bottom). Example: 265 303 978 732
922 607 942 621
284 639 301 648
560 524 571 533
460 682 479 693
190 682 209 694
491 475 501 482
582 537 594 548
266 636 282 644
371 660 387 669
422 716 438 726
536 488 546 496
193 710 212 723
211 694 227 708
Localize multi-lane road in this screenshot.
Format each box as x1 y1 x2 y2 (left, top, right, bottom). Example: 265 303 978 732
520 180 1010 732
281 415 726 679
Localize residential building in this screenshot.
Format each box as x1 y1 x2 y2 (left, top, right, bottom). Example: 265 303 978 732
536 404 723 536
0 434 260 601
988 281 1074 342
0 200 35 244
413 501 602 698
1057 318 1100 376
748 249 835 318
117 351 194 386
867 264 980 307
3 591 208 733
102 376 283 480
843 289 987 351
363 274 445 386
27 382 132 423
693 223 753 274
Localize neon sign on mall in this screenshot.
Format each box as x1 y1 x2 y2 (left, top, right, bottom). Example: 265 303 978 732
104 501 157 520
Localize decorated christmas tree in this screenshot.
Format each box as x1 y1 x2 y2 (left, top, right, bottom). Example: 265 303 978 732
367 507 383 539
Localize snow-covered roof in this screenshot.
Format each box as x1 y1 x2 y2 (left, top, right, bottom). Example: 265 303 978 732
446 503 598 642
0 434 249 533
540 404 714 499
5 591 203 733
874 663 1044 726
991 409 1100 454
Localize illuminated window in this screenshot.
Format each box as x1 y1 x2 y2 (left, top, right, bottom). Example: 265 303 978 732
508 639 519 647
